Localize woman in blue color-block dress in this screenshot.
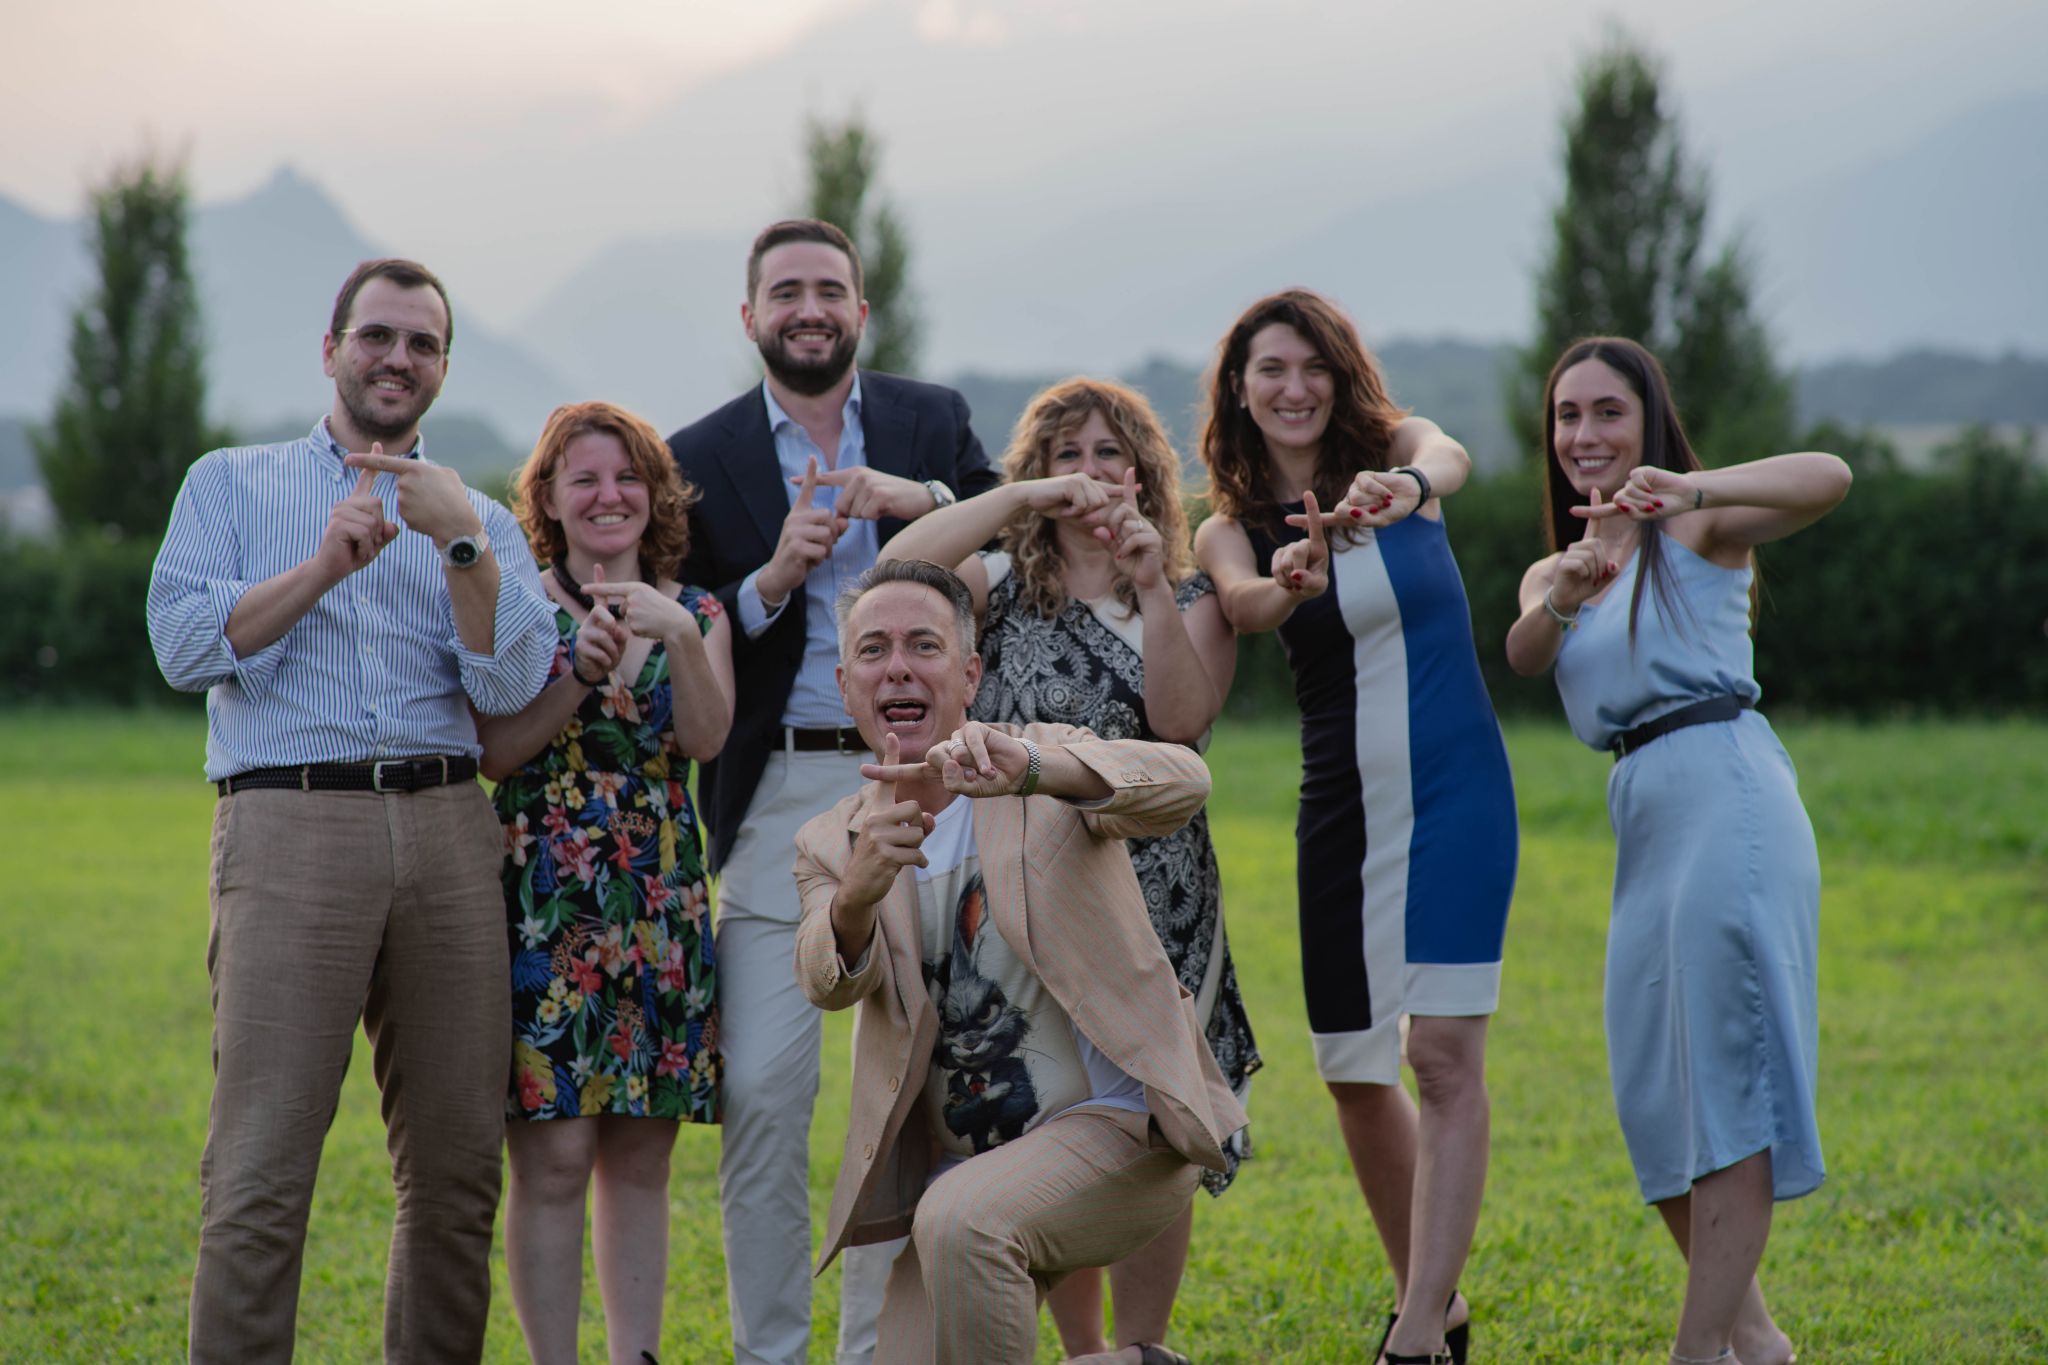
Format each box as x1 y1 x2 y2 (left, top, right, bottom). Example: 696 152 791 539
1507 337 1851 1365
1196 290 1515 1365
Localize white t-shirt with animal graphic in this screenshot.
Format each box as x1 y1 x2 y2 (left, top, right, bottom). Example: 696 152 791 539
913 795 1145 1165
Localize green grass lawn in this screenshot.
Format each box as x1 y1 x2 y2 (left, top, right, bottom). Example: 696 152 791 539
1 711 2042 1362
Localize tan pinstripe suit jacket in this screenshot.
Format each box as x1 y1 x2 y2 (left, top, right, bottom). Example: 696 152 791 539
792 722 1250 1274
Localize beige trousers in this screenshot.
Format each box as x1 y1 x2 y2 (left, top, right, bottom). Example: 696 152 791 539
872 1107 1202 1365
187 784 511 1365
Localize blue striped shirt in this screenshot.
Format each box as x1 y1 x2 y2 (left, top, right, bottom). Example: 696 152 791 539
147 418 555 780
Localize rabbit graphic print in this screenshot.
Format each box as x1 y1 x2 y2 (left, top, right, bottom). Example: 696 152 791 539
913 796 1147 1162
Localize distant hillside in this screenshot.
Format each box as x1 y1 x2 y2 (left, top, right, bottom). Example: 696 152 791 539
1797 350 2048 426
0 169 580 440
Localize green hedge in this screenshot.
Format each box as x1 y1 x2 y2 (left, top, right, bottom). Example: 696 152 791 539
0 531 185 707
8 442 2043 716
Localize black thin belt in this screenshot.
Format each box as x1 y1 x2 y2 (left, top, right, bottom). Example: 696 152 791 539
1613 696 1756 761
787 726 870 754
217 755 478 795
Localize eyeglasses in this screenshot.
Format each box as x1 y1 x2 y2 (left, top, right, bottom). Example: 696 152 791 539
338 324 448 363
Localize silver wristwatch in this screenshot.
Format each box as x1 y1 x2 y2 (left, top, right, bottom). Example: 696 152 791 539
441 530 490 569
1016 737 1042 797
923 480 957 511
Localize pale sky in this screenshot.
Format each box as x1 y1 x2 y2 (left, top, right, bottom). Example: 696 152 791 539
8 0 2045 356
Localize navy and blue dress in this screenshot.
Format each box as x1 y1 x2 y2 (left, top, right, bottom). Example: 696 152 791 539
1554 537 1825 1203
1247 508 1517 1083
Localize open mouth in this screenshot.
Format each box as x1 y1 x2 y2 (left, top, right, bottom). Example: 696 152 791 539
1572 455 1614 474
783 327 837 345
877 698 928 730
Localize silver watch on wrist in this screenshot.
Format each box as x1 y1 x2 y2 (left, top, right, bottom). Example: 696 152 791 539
440 530 490 569
923 479 957 511
1016 737 1042 797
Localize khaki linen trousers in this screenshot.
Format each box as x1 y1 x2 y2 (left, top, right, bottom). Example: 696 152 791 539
187 784 510 1365
872 1106 1201 1365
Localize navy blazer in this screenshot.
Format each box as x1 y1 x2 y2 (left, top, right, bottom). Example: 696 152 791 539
667 371 999 871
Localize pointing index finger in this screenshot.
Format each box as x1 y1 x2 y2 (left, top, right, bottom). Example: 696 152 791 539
796 456 819 509
343 452 414 474
1302 490 1326 552
351 467 377 497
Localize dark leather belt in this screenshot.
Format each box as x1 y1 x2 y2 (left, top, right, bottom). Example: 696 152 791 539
787 726 870 754
1613 696 1756 761
217 755 479 795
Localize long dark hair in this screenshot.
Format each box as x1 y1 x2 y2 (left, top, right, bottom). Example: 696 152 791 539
1541 337 1716 642
1198 289 1406 534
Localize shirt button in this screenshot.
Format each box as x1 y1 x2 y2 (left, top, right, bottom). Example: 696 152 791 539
887 1074 899 1093
861 1142 875 1163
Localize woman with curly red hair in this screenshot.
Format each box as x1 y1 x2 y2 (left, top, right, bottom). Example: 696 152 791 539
480 400 734 1365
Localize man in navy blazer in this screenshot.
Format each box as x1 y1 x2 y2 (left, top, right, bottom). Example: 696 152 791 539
667 218 998 1365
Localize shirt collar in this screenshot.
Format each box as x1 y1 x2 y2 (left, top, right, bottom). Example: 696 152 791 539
761 371 863 435
314 416 424 463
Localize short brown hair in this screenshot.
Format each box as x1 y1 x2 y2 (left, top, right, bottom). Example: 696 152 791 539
512 402 698 580
746 219 863 300
329 258 454 351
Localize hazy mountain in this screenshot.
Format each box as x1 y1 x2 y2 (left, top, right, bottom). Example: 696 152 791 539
0 168 580 444
1797 350 2048 426
1747 92 2048 361
512 227 761 433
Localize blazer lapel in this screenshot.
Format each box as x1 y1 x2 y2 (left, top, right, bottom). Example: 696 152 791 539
717 388 792 551
859 375 920 480
971 795 1032 971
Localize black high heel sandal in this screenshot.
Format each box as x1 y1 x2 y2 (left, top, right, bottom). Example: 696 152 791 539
1375 1291 1468 1365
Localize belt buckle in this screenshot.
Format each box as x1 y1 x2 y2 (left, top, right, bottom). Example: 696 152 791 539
372 759 404 792
837 729 860 754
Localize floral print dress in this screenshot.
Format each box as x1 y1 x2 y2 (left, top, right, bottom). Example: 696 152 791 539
496 587 721 1123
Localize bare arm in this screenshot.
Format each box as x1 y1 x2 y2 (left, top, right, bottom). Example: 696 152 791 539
1139 584 1233 743
1196 509 1325 635
664 606 735 762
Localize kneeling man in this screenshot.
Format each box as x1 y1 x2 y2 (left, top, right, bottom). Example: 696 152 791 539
793 559 1249 1365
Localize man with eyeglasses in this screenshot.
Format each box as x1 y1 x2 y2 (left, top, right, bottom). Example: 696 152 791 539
148 257 556 1363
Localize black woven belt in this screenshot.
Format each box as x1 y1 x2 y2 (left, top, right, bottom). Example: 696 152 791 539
788 726 870 754
216 755 478 795
1613 696 1755 761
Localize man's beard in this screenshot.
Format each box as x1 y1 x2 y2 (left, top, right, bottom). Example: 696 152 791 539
338 367 437 442
757 325 859 397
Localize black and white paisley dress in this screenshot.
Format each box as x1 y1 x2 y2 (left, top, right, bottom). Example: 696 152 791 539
969 551 1261 1193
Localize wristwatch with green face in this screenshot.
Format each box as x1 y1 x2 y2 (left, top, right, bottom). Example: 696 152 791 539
441 530 490 569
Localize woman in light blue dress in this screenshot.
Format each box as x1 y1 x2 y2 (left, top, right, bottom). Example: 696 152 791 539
1507 337 1851 1365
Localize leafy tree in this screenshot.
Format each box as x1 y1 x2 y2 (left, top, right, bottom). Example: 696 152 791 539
34 153 231 538
802 112 921 375
1509 30 1792 465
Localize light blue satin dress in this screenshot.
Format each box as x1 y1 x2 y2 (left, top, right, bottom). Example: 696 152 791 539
1554 535 1825 1203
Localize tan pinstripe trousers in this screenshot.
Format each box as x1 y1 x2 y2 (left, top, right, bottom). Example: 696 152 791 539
871 1106 1202 1365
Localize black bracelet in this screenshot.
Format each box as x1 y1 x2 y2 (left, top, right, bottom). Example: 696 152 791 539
1390 465 1433 504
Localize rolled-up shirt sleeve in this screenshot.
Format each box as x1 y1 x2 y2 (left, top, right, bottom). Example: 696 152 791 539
452 497 555 714
147 454 290 697
736 567 789 639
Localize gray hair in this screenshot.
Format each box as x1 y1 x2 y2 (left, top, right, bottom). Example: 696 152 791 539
835 559 979 657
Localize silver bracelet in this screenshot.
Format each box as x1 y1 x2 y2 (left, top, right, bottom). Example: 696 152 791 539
1542 587 1580 630
1669 1349 1732 1364
1016 738 1042 797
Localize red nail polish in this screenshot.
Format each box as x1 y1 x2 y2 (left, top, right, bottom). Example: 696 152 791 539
1653 500 1664 509
1349 507 1363 519
1291 572 1302 583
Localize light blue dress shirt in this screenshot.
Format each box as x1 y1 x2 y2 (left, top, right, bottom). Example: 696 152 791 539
147 418 556 780
737 376 879 729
